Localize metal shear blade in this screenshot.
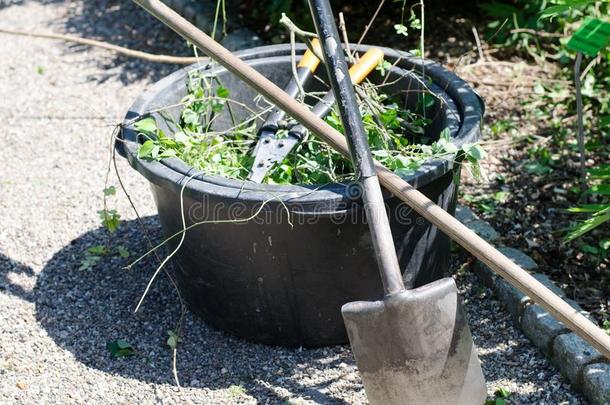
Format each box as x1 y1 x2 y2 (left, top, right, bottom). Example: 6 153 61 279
247 128 301 183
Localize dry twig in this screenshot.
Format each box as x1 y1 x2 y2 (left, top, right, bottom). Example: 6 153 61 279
0 27 202 64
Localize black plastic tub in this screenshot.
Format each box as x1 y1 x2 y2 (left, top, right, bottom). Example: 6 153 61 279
118 44 483 347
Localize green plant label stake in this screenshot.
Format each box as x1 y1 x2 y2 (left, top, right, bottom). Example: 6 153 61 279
567 17 610 57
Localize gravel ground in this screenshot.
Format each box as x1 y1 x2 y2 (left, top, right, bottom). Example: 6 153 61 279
0 1 586 404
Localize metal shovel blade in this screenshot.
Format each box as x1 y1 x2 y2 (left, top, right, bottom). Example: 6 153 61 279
341 277 486 405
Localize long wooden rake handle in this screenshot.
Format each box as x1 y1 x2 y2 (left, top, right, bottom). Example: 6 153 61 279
132 0 610 359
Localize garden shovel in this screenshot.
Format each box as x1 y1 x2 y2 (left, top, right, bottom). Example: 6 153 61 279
307 0 486 403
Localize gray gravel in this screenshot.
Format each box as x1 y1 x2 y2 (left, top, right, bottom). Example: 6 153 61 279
0 1 586 404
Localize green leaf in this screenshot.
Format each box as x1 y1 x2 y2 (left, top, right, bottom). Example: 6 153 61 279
78 255 101 271
439 128 451 142
600 239 610 251
107 339 136 358
150 144 161 159
539 5 573 21
379 108 398 126
134 117 158 134
174 131 189 143
494 387 511 398
421 93 435 109
568 204 608 213
159 149 177 159
376 59 393 77
216 86 230 98
566 212 610 241
524 162 552 175
589 166 610 178
494 191 509 203
138 140 156 159
103 186 116 196
166 330 182 350
395 167 416 178
581 243 599 254
182 108 199 125
228 384 246 398
589 166 610 180
443 142 459 154
98 209 121 233
88 245 108 256
485 399 506 405
586 184 610 196
409 9 421 30
463 194 476 202
538 1 596 21
394 24 409 36
479 202 496 213
211 101 225 113
463 144 487 162
116 246 130 258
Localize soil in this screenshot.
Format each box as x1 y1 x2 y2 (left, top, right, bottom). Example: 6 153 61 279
459 71 610 328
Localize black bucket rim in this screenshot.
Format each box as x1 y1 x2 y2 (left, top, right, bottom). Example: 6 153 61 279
119 44 483 207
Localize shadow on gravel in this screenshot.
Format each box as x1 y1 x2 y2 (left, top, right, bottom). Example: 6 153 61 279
0 253 36 303
0 217 355 404
59 0 190 84
3 0 191 83
0 218 578 402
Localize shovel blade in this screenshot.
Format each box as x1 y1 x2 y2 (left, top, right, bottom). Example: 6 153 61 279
342 277 486 405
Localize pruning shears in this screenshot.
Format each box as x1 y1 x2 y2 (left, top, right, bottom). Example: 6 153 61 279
247 44 385 183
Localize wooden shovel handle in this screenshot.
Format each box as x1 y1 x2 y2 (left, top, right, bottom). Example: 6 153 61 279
132 0 610 359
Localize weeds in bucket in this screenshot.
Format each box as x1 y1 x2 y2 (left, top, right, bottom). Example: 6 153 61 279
135 65 486 185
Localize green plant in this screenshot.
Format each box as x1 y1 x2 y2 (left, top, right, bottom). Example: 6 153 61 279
566 166 610 241
481 1 609 247
227 384 247 398
135 62 486 185
485 387 511 405
100 182 121 233
603 319 610 334
79 244 130 271
106 339 136 358
462 189 508 214
79 245 107 271
393 2 421 38
166 330 182 350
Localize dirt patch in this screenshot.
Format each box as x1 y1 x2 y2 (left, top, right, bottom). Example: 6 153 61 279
457 55 609 328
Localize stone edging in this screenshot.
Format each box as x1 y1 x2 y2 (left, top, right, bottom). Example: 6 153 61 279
161 0 263 51
456 205 610 405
